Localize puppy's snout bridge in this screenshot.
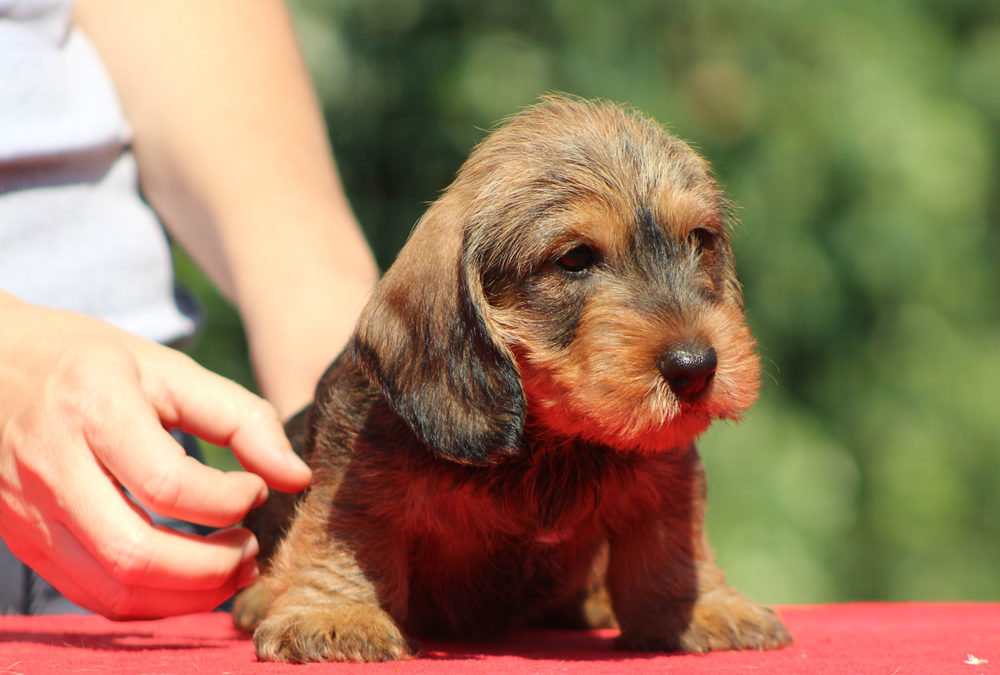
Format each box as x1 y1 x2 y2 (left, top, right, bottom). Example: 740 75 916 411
658 341 717 398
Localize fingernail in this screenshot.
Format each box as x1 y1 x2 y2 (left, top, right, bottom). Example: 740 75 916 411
241 534 260 563
286 450 310 472
236 560 259 588
253 485 269 508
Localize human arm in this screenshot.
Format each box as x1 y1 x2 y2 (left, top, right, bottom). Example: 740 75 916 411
72 0 378 419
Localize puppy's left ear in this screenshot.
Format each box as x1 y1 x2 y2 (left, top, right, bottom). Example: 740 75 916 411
353 194 525 465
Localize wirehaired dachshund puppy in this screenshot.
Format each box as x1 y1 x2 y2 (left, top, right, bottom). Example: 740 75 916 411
233 96 792 662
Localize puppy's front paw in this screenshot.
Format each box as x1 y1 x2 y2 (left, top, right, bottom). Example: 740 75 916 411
680 587 791 653
617 587 792 654
253 603 418 663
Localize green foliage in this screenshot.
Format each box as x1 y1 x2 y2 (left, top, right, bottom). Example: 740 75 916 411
177 0 1000 602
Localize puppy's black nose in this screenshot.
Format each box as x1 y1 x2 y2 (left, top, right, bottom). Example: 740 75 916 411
658 342 717 398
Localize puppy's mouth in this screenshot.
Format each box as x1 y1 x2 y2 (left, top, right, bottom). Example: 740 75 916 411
513 331 756 452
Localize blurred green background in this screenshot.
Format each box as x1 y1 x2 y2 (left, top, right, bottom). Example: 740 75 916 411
177 0 1000 605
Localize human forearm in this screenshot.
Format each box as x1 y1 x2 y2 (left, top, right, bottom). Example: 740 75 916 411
73 0 377 415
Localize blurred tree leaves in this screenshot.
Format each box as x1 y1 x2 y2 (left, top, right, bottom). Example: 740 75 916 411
177 0 1000 603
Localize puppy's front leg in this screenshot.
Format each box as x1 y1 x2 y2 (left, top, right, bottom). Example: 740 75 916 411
251 492 415 663
608 451 791 653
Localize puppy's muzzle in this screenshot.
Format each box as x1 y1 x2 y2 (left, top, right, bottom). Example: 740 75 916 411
658 340 718 399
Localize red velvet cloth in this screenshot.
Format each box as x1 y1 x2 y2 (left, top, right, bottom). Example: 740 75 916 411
1 604 997 674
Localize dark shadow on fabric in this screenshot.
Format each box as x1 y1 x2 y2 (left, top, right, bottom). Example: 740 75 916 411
421 630 669 662
0 629 244 652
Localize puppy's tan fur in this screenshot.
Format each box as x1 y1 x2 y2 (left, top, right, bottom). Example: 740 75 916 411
233 96 791 663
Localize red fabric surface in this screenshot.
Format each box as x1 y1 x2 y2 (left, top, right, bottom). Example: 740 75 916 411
0 604 997 674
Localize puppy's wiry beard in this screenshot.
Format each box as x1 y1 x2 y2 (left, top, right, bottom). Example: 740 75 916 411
505 300 760 454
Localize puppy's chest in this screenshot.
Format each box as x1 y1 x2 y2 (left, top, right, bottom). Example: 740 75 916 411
401 473 604 601
412 480 590 547
402 448 653 550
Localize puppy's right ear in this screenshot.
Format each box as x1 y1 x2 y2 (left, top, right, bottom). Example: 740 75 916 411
352 194 525 465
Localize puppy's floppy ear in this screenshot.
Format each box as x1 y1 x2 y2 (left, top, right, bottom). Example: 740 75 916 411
353 193 525 465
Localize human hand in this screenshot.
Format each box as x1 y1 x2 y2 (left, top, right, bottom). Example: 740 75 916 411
0 294 311 619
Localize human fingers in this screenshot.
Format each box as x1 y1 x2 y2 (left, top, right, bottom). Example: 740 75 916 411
1 439 261 617
8 521 259 619
141 348 311 493
33 433 265 594
91 412 270 528
76 351 270 528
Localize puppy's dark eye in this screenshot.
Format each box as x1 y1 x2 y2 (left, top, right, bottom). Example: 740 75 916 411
688 227 718 254
556 245 595 273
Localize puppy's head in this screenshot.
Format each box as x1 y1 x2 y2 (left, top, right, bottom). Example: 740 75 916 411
355 96 759 463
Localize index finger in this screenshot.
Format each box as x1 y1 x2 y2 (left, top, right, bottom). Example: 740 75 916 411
86 390 268 527
147 350 311 492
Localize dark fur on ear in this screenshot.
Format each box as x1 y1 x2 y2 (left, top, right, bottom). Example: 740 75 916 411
353 191 525 465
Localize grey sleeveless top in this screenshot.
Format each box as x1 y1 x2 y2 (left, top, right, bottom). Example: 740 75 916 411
0 0 196 344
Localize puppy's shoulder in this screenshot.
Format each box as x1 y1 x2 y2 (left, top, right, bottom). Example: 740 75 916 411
305 349 382 463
